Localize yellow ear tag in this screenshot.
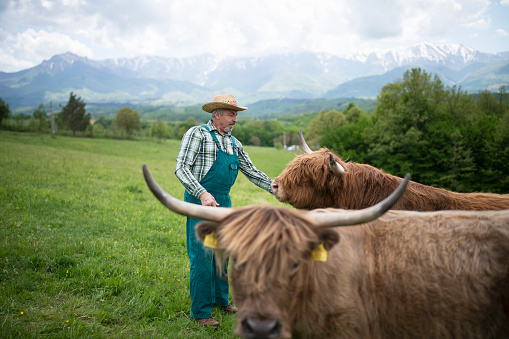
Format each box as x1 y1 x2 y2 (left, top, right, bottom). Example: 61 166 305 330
203 231 218 249
311 243 327 262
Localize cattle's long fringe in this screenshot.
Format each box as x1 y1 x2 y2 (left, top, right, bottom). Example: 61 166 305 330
212 206 321 291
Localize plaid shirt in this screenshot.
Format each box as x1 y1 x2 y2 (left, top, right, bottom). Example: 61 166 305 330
175 120 273 198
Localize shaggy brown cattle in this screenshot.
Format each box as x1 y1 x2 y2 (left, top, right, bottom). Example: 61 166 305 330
143 164 509 339
270 129 509 211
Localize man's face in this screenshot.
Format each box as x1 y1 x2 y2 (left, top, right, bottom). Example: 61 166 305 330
213 109 238 134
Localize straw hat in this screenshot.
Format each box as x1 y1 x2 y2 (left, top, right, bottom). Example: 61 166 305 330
202 94 247 113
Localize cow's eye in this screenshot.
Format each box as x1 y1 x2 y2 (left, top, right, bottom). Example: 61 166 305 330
290 260 300 275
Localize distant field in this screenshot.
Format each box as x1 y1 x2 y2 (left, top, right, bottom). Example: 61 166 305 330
0 131 296 338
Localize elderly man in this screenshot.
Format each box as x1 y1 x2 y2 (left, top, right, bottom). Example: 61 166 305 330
175 94 273 327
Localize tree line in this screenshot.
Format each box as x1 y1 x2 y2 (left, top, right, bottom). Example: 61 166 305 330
317 69 509 194
1 68 507 193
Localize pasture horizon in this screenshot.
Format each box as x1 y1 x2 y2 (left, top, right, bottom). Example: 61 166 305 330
0 131 295 338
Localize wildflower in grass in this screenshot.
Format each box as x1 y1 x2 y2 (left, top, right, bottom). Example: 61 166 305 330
20 311 23 315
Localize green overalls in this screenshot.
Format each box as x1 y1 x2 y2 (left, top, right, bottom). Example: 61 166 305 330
183 125 239 319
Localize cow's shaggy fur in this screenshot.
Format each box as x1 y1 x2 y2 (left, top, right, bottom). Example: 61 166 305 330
273 148 509 210
197 206 509 339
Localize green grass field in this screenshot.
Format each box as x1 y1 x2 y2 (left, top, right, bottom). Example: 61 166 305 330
0 131 296 338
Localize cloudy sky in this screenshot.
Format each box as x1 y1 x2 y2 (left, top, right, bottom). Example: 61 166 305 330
1 0 508 72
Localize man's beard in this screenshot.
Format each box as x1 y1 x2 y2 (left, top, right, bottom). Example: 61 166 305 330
224 124 235 133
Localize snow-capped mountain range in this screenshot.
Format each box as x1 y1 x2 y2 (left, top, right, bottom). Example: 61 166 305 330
351 43 481 68
1 42 508 111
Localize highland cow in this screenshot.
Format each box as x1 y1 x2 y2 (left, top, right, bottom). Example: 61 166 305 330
270 129 509 210
143 164 509 339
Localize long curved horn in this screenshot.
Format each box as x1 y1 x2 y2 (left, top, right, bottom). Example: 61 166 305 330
328 154 345 177
143 164 232 222
307 173 410 227
299 128 313 154
300 127 345 176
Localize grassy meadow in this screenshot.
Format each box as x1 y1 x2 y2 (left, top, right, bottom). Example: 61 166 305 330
0 131 297 338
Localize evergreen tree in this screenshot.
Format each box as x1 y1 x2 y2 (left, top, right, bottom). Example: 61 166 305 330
440 130 476 191
60 92 90 136
0 97 11 127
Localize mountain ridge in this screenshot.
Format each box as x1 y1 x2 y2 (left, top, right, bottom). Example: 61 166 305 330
1 43 508 113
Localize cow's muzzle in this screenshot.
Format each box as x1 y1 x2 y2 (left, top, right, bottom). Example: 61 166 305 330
242 317 280 339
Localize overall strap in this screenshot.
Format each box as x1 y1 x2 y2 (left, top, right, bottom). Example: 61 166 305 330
201 125 221 150
231 136 237 149
201 125 238 154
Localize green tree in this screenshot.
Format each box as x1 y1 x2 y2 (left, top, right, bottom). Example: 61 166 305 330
177 117 198 139
478 90 503 116
445 85 477 124
242 120 263 145
28 118 39 132
306 109 346 148
113 107 141 137
166 122 176 139
94 117 113 130
0 97 11 127
473 105 509 193
496 85 508 111
321 109 373 163
32 103 48 131
344 104 362 124
92 123 105 136
60 92 90 136
257 120 283 147
151 119 168 143
366 68 450 183
14 114 26 130
439 130 476 191
490 108 509 191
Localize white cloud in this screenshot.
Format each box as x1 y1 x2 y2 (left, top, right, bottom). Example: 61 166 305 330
0 0 506 72
497 29 509 36
0 50 35 71
12 29 91 57
0 29 92 71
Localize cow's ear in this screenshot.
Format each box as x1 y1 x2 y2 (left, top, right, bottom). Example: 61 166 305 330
195 220 221 241
318 229 340 251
